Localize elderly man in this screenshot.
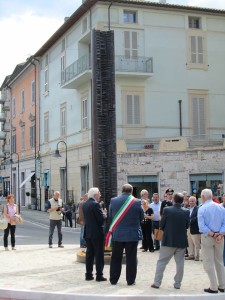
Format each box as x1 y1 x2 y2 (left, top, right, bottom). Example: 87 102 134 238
83 187 107 282
198 188 225 294
185 196 201 261
151 192 189 290
47 191 64 248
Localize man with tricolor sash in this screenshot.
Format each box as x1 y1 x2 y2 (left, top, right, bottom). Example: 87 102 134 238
107 183 143 286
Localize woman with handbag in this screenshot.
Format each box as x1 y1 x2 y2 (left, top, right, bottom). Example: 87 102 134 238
141 200 154 252
3 194 18 251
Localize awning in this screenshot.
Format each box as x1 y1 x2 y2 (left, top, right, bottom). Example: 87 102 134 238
20 172 35 188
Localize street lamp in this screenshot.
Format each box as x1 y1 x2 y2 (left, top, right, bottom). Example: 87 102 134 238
53 141 68 203
11 152 20 213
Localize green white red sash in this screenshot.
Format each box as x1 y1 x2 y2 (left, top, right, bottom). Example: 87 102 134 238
105 194 136 250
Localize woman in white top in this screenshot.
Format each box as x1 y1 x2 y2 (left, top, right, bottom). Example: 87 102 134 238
3 194 18 251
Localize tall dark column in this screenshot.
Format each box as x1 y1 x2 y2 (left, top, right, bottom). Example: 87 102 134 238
92 30 117 210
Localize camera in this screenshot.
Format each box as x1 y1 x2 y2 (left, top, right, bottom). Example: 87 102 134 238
56 206 62 211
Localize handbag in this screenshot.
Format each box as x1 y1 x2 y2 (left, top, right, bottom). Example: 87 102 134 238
0 213 8 230
154 228 163 241
14 214 23 225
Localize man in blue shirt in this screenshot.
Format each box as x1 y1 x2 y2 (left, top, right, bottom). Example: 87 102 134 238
198 188 225 294
150 193 161 250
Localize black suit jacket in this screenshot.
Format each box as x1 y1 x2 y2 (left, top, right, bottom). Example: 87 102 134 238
83 198 105 239
189 206 200 234
160 204 190 248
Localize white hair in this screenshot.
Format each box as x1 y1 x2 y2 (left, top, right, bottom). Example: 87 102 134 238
88 187 100 199
201 189 212 200
141 189 149 197
54 191 60 196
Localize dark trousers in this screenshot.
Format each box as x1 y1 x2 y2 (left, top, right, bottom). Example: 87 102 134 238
85 237 105 278
48 219 62 246
152 221 160 249
141 222 154 251
110 241 138 285
4 223 16 247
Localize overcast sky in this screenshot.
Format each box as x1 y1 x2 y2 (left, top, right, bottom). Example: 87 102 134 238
0 0 225 85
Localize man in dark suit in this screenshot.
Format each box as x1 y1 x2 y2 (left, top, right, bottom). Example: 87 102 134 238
151 192 190 290
83 187 107 282
185 196 201 261
109 183 144 286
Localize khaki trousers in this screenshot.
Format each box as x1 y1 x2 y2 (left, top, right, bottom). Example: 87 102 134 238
187 228 201 258
201 235 225 290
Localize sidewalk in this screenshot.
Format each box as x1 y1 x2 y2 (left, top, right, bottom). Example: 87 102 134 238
0 242 224 300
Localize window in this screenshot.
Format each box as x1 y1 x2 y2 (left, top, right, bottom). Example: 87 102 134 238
124 31 138 59
186 30 207 69
31 81 35 104
21 90 25 112
44 113 49 143
61 40 66 83
124 11 137 24
30 124 35 148
12 97 16 116
82 97 88 129
44 54 49 93
12 135 16 153
126 94 140 125
82 17 88 34
81 165 89 196
189 17 201 29
190 92 207 138
60 106 66 137
21 126 25 151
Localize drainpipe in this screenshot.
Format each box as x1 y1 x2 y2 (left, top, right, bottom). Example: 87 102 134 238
6 84 12 193
178 100 182 136
108 2 113 30
30 57 41 210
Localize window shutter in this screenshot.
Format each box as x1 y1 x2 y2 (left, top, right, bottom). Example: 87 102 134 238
134 95 140 124
126 95 133 124
197 36 203 64
192 96 205 137
190 36 197 63
124 31 130 59
132 32 138 58
198 97 205 135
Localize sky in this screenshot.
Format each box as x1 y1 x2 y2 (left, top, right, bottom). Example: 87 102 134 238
0 0 225 86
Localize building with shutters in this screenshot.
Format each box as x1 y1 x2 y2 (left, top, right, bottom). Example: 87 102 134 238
1 0 225 208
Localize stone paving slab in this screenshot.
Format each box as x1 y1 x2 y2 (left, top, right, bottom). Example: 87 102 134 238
0 244 224 300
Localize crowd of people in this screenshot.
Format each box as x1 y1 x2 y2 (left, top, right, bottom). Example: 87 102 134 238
76 184 225 294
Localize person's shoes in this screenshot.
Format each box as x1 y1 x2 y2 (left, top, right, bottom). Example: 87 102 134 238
204 288 218 293
139 246 144 249
184 253 189 258
127 282 135 286
185 256 194 260
110 281 117 285
58 245 64 248
150 249 155 252
174 285 180 289
194 257 199 261
85 276 94 281
142 249 147 252
154 247 160 251
5 247 9 251
151 283 159 289
218 288 225 292
12 247 16 250
49 245 53 248
96 276 107 282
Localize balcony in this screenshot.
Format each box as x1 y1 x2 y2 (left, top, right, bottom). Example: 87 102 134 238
3 143 10 153
61 54 153 89
0 149 5 158
2 122 10 132
0 94 6 104
2 101 10 111
115 56 153 78
61 54 91 89
0 131 6 140
0 113 6 122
